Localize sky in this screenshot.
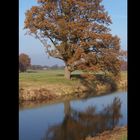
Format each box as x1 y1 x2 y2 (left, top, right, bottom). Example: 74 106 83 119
19 0 127 66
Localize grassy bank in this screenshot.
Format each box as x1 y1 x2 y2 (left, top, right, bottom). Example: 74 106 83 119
85 126 127 140
19 69 82 88
19 70 127 101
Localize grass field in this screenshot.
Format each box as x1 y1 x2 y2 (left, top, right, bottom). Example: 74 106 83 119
19 69 83 88
19 69 127 89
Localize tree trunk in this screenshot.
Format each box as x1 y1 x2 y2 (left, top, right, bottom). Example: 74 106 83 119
64 66 71 80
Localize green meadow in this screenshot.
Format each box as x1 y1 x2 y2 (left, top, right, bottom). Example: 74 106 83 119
19 69 127 89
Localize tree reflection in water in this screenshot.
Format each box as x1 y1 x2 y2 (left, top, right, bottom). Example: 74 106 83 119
42 97 122 140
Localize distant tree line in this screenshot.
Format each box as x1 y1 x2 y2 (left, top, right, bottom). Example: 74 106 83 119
19 53 65 72
19 52 127 72
30 65 48 70
30 64 64 70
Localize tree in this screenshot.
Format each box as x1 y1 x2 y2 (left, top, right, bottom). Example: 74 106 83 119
19 53 31 72
24 0 120 79
121 60 127 71
119 49 127 71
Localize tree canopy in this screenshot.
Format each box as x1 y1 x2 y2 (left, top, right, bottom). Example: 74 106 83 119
24 0 121 79
19 53 31 72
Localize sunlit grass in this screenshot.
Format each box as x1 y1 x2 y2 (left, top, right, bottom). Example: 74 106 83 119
19 69 82 88
19 69 127 89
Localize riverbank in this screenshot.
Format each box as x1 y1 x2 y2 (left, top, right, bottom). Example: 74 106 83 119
19 70 127 102
85 126 127 140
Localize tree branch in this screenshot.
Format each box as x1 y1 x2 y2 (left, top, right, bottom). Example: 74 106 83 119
47 35 56 48
48 49 63 60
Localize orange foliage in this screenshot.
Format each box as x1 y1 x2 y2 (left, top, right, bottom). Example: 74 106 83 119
24 0 121 76
19 53 31 72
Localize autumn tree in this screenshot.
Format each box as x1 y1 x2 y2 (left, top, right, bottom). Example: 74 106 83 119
119 49 127 71
19 53 31 72
24 0 120 79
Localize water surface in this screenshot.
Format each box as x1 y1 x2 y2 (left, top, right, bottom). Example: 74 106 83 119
19 91 127 140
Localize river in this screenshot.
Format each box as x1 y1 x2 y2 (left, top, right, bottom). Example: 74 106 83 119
19 91 127 140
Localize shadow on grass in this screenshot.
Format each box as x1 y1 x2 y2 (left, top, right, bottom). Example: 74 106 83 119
71 73 118 96
27 70 38 73
56 74 64 77
56 73 118 95
95 74 118 91
56 74 82 79
71 74 82 79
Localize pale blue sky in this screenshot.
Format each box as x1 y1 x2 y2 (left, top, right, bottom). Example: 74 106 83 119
19 0 127 66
